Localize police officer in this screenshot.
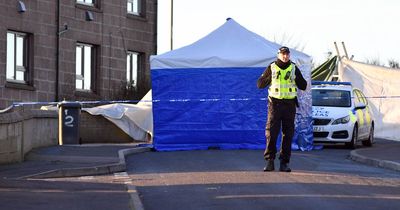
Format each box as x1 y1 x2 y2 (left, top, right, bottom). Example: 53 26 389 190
257 46 307 172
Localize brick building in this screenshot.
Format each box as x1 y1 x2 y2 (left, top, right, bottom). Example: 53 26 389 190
0 0 157 109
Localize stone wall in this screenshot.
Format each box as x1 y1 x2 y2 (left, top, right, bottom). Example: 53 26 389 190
0 108 58 164
0 107 142 164
80 111 133 144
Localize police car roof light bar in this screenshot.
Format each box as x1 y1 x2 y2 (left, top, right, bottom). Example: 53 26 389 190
311 81 352 86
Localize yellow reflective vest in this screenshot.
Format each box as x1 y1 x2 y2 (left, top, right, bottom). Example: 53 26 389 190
268 63 297 99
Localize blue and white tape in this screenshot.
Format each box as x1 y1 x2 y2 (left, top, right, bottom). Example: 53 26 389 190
8 95 400 107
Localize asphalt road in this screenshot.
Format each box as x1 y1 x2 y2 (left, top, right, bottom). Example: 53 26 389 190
0 177 131 210
2 146 399 210
126 147 400 210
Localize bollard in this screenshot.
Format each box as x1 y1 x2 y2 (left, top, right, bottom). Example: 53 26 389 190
58 101 81 145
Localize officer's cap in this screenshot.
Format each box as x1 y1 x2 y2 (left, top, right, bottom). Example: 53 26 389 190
278 46 290 54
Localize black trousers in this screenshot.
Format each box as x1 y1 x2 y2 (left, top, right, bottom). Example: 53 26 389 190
263 97 296 164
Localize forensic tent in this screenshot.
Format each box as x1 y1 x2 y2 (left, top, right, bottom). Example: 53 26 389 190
338 58 400 141
312 56 338 81
150 18 314 151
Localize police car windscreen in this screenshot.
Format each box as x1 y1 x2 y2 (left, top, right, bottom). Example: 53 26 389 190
312 89 351 107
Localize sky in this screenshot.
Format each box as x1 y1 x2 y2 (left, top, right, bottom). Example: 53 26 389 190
157 0 400 66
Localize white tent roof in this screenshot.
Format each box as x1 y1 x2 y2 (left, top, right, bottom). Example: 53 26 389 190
151 18 312 69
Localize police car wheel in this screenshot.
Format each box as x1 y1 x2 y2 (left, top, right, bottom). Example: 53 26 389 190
346 125 357 149
362 125 374 147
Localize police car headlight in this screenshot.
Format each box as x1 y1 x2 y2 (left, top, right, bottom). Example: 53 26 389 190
332 115 350 125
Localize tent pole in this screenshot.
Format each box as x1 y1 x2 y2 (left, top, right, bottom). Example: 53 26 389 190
170 0 174 50
341 42 349 59
334 42 341 61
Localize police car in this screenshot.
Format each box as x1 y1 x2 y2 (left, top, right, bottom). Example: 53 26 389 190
312 81 374 148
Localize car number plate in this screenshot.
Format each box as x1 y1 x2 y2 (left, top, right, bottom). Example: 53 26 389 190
313 126 324 132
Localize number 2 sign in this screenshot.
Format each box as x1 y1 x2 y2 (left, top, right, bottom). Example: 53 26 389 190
64 109 74 127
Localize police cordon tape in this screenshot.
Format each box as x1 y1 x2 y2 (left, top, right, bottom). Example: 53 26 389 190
365 96 400 99
10 97 267 107
7 95 400 107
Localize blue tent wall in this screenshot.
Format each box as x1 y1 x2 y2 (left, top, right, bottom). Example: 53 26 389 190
152 67 313 151
150 19 314 152
152 67 269 151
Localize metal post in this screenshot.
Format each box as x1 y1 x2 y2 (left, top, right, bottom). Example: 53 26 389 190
341 41 349 59
334 42 341 60
170 0 174 51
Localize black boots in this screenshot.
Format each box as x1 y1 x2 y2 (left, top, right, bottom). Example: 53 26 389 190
279 162 291 172
264 160 291 172
263 160 275 171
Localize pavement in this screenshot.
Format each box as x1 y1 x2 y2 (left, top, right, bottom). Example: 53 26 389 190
0 139 399 209
0 143 151 210
349 138 400 172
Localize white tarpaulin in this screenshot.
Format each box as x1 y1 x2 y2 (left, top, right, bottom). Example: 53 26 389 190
83 90 153 141
338 58 400 141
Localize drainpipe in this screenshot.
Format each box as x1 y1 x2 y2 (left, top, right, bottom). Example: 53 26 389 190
154 0 158 54
55 0 60 101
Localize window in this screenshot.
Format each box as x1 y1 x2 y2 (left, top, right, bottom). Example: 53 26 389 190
353 90 368 105
76 43 95 91
127 51 139 88
312 89 351 107
6 31 30 84
77 0 94 6
127 0 141 15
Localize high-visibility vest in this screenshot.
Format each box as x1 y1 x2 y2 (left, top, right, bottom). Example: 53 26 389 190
268 63 297 99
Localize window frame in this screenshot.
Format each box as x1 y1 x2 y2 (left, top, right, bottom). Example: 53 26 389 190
76 0 96 7
127 0 146 18
353 89 368 105
127 0 139 15
75 43 96 92
6 30 33 86
126 51 142 89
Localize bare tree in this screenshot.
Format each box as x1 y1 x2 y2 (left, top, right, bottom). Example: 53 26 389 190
365 58 383 66
326 51 333 59
272 32 306 52
388 59 400 69
268 32 316 68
